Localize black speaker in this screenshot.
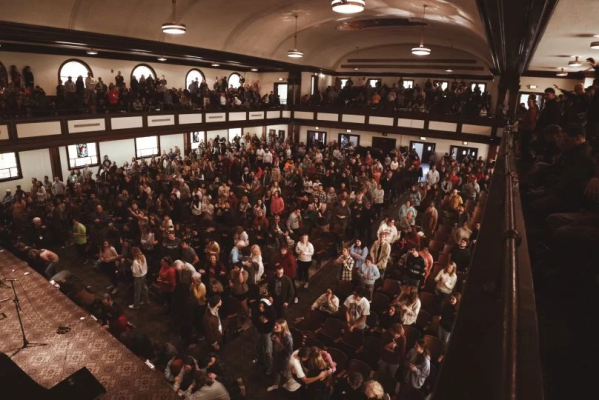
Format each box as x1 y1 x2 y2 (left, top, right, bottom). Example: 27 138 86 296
49 367 106 400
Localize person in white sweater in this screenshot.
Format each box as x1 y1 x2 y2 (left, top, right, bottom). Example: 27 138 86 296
399 290 421 326
129 247 149 309
372 184 385 218
295 234 315 289
434 262 458 310
377 218 399 243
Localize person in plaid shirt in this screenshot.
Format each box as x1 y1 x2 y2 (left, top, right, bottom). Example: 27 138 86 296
335 247 355 281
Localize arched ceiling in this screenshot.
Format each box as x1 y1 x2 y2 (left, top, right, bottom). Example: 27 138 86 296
0 0 492 71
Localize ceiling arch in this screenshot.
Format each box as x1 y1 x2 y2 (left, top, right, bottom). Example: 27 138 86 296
0 0 491 71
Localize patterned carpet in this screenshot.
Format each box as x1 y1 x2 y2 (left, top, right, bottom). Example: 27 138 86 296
0 249 177 400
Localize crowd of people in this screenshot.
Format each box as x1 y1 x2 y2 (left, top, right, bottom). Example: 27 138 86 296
0 64 281 118
517 61 599 277
302 77 493 117
0 128 492 399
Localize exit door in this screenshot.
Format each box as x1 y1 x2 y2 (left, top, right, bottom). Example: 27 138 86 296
372 137 397 156
274 83 288 105
410 141 436 164
450 145 478 162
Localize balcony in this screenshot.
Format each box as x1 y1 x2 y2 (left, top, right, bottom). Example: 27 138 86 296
0 105 504 153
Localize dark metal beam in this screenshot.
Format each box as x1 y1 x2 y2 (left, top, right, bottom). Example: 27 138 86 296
476 0 560 74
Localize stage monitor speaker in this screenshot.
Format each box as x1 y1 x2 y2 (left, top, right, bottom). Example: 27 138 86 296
49 367 106 400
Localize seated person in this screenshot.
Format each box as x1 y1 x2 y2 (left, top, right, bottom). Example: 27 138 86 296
311 288 340 314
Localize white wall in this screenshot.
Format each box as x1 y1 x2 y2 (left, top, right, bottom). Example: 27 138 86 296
160 133 184 154
0 149 52 193
99 138 136 166
0 50 268 95
519 76 584 94
298 125 489 161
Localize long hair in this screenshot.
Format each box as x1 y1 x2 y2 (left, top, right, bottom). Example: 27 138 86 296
274 318 291 337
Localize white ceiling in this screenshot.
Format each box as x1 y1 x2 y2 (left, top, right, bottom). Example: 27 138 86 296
529 0 599 73
0 0 492 72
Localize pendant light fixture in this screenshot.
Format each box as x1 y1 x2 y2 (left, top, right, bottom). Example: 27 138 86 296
287 15 304 58
556 68 568 77
86 48 98 55
162 0 186 34
569 56 582 67
412 5 431 56
590 41 599 49
157 56 167 62
331 0 366 14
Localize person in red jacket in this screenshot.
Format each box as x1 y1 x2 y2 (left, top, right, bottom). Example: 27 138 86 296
100 293 130 337
274 246 297 281
157 256 177 310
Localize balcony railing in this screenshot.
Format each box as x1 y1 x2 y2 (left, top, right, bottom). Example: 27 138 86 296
430 127 543 400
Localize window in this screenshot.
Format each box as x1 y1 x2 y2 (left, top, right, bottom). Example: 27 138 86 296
311 75 318 95
190 131 205 144
228 73 242 89
67 143 100 169
135 136 160 158
228 128 241 143
519 92 543 110
435 80 449 91
131 64 157 82
59 59 92 86
0 152 21 181
402 80 414 89
471 82 486 93
340 79 349 88
186 69 205 90
368 79 381 88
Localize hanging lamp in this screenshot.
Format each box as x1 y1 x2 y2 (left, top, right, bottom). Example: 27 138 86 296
412 5 431 56
287 15 304 58
162 0 186 34
331 0 366 14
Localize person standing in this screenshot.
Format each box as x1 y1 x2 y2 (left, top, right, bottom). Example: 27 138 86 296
438 294 458 345
295 234 314 289
72 218 88 264
267 319 295 392
204 295 224 352
370 232 391 281
357 257 380 300
344 288 371 332
129 247 150 309
268 265 295 319
251 298 276 376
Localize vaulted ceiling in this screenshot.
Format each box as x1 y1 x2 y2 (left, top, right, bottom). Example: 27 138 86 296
0 0 493 74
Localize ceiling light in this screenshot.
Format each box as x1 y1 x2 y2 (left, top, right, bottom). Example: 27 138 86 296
569 56 582 67
420 137 426 140
445 69 453 72
528 85 537 89
354 67 359 71
346 129 352 133
211 63 220 67
162 0 186 34
412 5 431 56
591 41 599 49
251 68 258 72
556 68 568 77
287 15 304 58
86 48 98 55
331 0 366 14
463 141 468 145
315 127 319 130
158 56 167 62
279 78 284 81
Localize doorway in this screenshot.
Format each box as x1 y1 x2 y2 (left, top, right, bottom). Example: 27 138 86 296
275 83 288 105
410 141 436 164
307 130 327 149
372 137 397 156
450 145 478 162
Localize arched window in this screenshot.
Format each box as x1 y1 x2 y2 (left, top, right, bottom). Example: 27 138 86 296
59 59 92 85
186 69 205 90
131 64 157 82
228 73 242 89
